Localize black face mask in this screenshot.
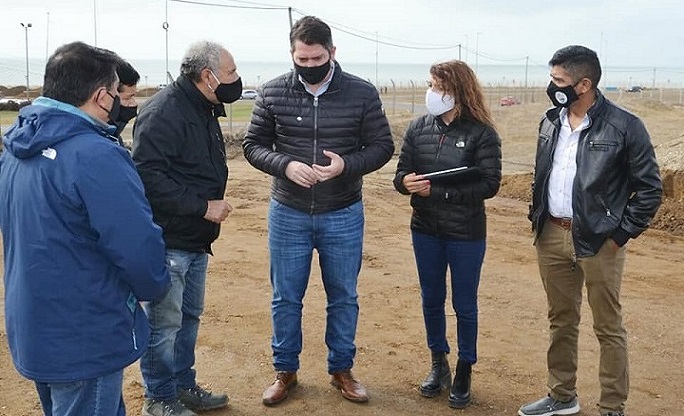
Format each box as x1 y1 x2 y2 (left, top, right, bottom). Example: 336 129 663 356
117 105 138 124
210 71 243 104
546 80 581 108
99 90 121 124
294 60 331 85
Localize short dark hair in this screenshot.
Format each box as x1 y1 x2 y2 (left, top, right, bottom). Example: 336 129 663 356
43 42 119 107
116 60 140 90
549 45 602 89
289 16 333 52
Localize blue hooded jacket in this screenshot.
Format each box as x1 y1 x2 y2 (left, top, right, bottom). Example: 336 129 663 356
0 98 170 382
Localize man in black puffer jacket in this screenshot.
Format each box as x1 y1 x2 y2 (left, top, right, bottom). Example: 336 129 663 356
244 16 393 407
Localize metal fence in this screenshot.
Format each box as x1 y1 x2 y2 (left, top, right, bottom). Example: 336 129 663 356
379 84 684 116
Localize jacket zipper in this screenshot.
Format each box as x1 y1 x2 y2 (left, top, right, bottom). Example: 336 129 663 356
310 96 319 213
435 134 446 162
132 307 138 350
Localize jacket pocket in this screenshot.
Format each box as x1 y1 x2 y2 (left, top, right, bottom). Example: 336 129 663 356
587 139 619 152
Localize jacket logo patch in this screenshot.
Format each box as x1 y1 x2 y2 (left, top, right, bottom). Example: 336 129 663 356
41 148 57 160
296 116 302 122
456 141 465 148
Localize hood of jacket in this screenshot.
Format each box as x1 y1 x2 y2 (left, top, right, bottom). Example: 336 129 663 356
3 97 114 159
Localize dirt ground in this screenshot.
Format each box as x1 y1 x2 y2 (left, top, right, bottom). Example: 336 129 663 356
1 97 684 416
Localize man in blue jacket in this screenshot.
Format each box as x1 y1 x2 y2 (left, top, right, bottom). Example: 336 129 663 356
0 41 170 416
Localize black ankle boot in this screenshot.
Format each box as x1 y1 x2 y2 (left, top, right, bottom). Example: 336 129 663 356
419 352 451 398
448 359 472 408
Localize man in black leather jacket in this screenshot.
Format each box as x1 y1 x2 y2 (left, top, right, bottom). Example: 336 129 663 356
519 46 661 416
244 16 393 407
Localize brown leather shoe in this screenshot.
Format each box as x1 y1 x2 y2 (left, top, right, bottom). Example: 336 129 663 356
262 372 297 406
330 371 369 403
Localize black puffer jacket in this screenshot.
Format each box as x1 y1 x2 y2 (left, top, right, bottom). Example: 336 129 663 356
243 62 394 214
132 75 228 253
530 90 662 257
394 115 502 240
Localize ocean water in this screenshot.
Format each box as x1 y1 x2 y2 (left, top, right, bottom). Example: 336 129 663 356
1 57 683 90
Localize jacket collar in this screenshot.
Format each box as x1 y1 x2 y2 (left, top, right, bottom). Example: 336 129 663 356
545 88 606 125
176 74 226 118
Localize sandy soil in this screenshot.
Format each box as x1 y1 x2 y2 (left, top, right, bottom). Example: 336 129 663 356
1 97 684 416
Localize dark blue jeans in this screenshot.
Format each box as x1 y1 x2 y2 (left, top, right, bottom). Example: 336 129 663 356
35 369 125 416
268 199 364 373
412 231 486 364
140 249 208 400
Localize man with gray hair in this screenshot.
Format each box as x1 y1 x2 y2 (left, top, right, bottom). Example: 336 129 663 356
133 40 242 416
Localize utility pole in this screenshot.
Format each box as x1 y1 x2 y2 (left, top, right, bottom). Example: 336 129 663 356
475 32 482 75
375 31 379 87
524 56 529 103
21 23 32 101
464 34 469 63
93 0 97 45
652 67 657 89
288 7 293 31
458 44 462 61
163 0 170 84
45 12 50 63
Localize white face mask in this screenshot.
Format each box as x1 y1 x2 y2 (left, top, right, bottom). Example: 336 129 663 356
425 88 455 116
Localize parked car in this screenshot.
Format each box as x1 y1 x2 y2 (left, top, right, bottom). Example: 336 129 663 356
241 89 258 100
499 96 520 106
625 86 643 93
0 98 31 111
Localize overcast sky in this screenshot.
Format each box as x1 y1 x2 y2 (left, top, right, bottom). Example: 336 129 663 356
2 0 684 69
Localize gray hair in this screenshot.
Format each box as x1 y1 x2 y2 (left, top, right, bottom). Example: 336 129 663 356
180 41 224 82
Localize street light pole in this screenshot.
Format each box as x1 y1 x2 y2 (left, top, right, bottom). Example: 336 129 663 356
21 22 32 101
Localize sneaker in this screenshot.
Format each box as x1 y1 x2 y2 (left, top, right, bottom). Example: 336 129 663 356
178 385 228 411
142 398 197 416
518 395 580 416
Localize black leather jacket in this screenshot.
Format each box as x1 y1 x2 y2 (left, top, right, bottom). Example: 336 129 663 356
394 115 501 240
132 75 228 253
530 90 662 257
243 62 394 214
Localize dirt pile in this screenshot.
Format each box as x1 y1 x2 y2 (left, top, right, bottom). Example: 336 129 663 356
499 169 684 236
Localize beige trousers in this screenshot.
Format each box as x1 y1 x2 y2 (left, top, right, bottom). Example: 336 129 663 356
535 220 628 414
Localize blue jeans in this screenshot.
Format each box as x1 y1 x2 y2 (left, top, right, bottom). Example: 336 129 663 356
140 249 208 400
411 231 486 364
35 370 125 416
268 199 364 373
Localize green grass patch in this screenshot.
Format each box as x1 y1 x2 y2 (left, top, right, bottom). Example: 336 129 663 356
0 110 20 123
224 100 257 122
0 101 256 129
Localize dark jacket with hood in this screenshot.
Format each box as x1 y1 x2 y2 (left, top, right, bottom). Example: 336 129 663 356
0 97 170 382
394 114 502 240
132 75 228 253
243 62 394 214
529 90 662 257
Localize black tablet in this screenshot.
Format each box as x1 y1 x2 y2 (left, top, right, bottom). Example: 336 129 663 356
421 166 470 179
